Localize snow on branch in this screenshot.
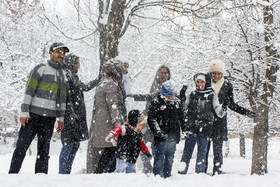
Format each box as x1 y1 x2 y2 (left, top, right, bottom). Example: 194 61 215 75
119 0 221 38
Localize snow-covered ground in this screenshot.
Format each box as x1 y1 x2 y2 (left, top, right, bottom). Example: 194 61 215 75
1 137 280 187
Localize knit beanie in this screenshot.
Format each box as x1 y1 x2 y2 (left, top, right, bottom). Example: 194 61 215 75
208 59 226 74
160 80 176 97
195 74 206 83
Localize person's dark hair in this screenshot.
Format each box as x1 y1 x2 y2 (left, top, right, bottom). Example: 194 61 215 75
63 53 79 70
124 62 129 68
158 65 171 80
128 110 141 127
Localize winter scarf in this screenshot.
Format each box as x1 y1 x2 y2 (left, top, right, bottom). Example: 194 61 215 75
212 77 224 95
159 93 176 105
48 60 66 113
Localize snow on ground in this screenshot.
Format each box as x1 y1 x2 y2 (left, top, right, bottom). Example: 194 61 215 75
1 137 280 187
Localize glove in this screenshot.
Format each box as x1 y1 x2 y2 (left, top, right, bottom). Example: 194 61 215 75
146 152 152 158
105 133 114 143
246 111 256 118
155 131 168 141
222 103 228 110
127 94 134 97
179 85 188 102
222 97 230 109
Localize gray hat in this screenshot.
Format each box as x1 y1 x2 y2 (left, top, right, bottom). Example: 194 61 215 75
49 42 69 52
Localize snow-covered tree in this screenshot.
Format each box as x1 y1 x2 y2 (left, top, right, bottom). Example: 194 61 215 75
0 0 49 129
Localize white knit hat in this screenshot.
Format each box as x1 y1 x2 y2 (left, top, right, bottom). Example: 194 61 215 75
208 59 226 74
195 74 206 83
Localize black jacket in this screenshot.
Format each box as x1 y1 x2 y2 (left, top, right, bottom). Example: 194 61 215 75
211 77 254 141
187 91 215 137
148 93 186 144
61 73 99 144
116 126 143 164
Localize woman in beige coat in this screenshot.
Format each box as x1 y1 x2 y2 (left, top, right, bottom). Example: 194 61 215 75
88 59 126 173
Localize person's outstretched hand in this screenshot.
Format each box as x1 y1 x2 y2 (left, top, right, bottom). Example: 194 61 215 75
105 133 114 143
20 117 29 127
57 122 64 133
179 85 188 102
127 94 134 97
246 111 256 118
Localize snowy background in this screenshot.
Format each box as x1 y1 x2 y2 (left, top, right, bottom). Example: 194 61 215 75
1 0 280 186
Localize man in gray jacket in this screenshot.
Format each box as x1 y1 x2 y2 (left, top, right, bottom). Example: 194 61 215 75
9 42 69 174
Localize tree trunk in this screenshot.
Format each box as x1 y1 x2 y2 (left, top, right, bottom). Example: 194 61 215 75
239 133 245 158
251 2 278 175
251 104 269 174
86 0 125 173
98 0 125 67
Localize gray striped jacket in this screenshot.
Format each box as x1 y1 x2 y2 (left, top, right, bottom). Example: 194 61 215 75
20 62 66 122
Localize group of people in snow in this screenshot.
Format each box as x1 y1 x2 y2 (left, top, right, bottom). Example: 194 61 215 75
8 42 256 178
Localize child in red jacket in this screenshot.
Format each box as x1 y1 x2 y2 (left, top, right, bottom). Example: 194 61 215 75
105 110 151 173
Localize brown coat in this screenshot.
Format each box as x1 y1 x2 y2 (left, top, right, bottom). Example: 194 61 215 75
91 76 126 148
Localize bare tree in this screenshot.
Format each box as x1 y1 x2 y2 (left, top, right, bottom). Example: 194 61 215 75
251 0 279 175
217 0 280 175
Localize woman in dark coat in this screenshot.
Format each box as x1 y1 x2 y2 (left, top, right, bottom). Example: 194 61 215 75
205 59 256 175
59 54 100 174
178 73 225 174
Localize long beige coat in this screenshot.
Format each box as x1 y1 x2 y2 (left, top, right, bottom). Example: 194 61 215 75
91 76 125 148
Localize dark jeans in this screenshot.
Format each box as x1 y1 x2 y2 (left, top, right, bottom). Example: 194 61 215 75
9 113 55 174
59 142 80 174
153 141 176 178
179 135 209 174
205 139 224 175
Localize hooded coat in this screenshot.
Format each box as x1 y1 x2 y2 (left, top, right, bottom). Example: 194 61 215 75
91 60 127 148
186 73 217 137
61 54 99 144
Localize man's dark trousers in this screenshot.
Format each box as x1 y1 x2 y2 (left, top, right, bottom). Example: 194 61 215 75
9 113 56 174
